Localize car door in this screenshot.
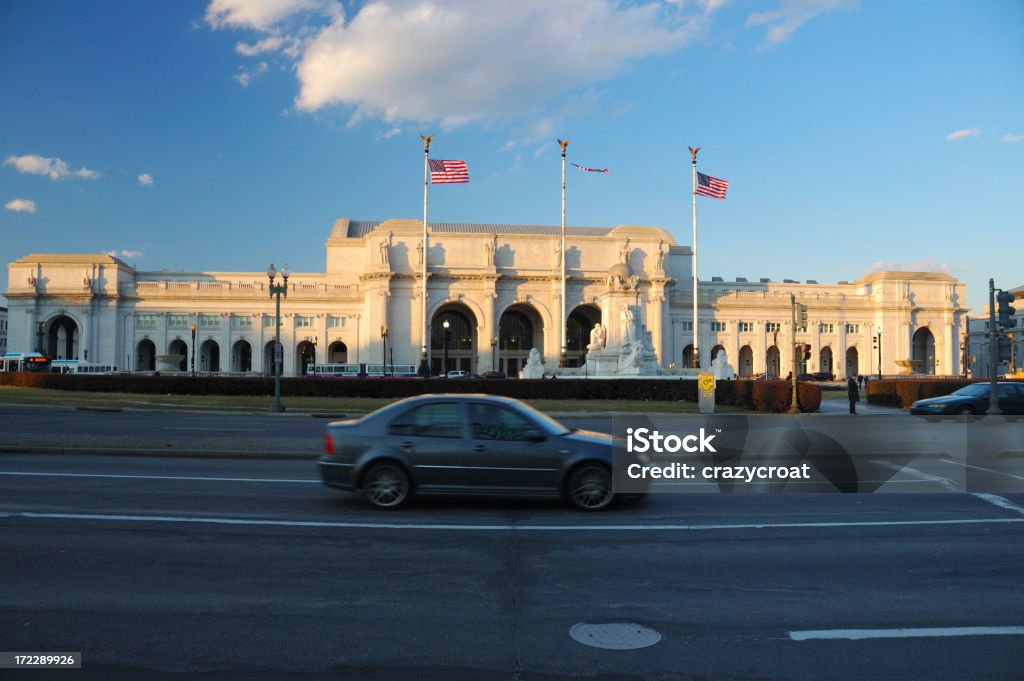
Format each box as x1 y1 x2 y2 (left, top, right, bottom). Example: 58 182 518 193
386 401 483 490
1001 383 1024 414
467 402 565 492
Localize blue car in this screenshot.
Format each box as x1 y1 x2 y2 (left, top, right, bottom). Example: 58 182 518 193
910 382 1024 416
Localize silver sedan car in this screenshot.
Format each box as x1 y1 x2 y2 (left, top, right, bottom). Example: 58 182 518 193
318 394 625 510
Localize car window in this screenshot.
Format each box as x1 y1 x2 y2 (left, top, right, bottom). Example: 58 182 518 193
388 403 463 439
468 403 537 441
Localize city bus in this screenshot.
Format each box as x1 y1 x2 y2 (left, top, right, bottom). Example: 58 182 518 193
51 359 118 375
1 352 53 373
306 362 418 378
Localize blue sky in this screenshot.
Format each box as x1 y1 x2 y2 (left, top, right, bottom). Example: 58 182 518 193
1 0 1021 313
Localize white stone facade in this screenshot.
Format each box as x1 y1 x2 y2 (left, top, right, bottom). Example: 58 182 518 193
5 218 969 378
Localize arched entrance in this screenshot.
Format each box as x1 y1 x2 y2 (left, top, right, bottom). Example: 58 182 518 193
46 315 79 359
137 339 156 371
682 344 694 369
566 305 601 368
766 346 781 378
819 346 833 378
738 345 754 378
200 339 220 373
912 327 935 374
263 341 280 376
431 305 477 376
168 339 188 371
846 347 860 377
497 305 542 377
232 340 252 373
296 340 316 376
328 341 348 363
710 344 726 365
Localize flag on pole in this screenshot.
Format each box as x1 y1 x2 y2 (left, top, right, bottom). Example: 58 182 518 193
696 171 728 199
429 159 469 184
571 163 610 173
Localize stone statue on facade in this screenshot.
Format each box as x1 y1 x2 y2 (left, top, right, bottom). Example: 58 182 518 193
619 238 631 265
656 239 665 271
554 242 561 267
587 323 606 351
522 347 545 379
379 238 390 265
619 305 637 345
485 238 495 266
416 239 424 265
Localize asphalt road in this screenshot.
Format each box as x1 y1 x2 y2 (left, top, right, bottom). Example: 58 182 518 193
2 448 1023 680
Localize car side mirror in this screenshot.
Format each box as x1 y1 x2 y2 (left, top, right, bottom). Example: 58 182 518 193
524 429 545 443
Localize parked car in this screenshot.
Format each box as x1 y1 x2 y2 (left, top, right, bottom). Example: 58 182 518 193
480 371 507 379
445 370 467 378
909 382 1024 416
319 394 627 510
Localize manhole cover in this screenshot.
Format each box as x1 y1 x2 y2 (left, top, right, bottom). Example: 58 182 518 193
569 622 662 650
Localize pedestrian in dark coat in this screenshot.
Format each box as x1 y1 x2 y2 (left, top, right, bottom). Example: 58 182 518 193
847 374 860 414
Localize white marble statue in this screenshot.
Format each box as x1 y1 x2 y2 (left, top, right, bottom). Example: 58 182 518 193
522 347 545 379
587 323 606 351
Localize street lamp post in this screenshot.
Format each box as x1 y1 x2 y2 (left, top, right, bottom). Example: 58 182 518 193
492 336 499 373
36 321 45 355
267 263 289 413
190 323 197 377
309 336 317 376
442 319 450 376
380 325 388 376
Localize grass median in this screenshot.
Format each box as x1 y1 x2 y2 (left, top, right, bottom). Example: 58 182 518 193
0 386 741 414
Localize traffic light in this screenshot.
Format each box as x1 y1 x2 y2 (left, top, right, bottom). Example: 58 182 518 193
803 343 812 361
996 290 1017 328
872 334 878 350
997 336 1012 363
798 304 808 327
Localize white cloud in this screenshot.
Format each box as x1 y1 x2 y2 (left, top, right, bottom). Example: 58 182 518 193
4 154 100 180
946 128 981 141
138 173 155 186
121 250 143 258
236 35 285 55
1002 133 1023 143
746 0 858 44
235 61 269 87
292 0 702 128
5 198 36 213
205 0 333 31
864 258 962 276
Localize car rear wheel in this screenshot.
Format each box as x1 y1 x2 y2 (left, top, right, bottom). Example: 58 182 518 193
566 463 614 511
956 405 976 415
361 461 411 509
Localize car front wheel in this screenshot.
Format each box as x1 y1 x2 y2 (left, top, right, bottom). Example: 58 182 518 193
566 463 614 511
956 405 976 416
361 461 411 509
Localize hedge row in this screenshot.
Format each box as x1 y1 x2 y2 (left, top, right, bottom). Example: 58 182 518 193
866 378 1023 408
1 373 822 412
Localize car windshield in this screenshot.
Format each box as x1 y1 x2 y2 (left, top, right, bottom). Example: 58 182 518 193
524 407 572 436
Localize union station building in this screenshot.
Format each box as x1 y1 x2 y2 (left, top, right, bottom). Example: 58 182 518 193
5 218 970 378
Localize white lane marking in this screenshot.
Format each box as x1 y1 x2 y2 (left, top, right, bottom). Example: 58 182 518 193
938 458 1024 481
790 626 1024 641
162 427 264 432
0 471 318 484
869 460 960 491
973 493 1024 516
1 511 1022 532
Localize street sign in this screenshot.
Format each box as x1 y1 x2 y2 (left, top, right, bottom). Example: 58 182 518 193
698 373 716 414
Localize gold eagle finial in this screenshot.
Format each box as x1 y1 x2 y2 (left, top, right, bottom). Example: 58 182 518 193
421 134 434 152
689 146 700 162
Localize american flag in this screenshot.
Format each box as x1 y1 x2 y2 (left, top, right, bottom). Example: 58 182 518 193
696 171 729 199
429 159 469 184
571 163 610 173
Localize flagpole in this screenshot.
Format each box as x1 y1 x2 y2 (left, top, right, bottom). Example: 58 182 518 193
689 146 700 369
420 134 433 376
559 138 570 367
